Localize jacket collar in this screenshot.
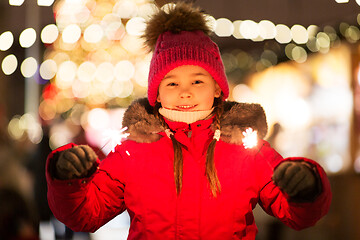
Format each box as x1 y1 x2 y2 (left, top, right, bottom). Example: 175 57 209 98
122 98 268 145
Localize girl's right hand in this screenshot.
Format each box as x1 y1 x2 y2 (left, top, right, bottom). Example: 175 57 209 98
56 145 98 180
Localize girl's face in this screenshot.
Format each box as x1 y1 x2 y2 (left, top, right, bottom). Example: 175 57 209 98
157 65 221 111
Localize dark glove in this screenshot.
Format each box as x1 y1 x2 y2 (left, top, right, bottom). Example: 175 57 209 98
272 161 320 202
55 145 98 180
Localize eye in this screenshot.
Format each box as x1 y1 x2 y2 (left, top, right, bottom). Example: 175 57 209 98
167 82 177 87
193 80 203 84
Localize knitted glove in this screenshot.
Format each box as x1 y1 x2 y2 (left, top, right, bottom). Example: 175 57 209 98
272 161 320 202
55 145 98 180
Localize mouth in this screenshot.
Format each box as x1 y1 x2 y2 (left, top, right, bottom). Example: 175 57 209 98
175 105 197 111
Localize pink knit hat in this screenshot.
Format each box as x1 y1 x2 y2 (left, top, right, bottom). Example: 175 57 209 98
143 3 229 106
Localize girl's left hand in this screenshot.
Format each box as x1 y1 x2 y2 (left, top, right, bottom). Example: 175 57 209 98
272 161 318 201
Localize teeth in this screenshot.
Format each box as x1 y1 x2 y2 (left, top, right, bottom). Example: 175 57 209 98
178 105 195 108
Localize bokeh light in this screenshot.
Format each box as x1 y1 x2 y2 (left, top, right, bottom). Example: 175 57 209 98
215 18 234 37
275 24 292 44
114 60 135 82
291 24 308 44
41 24 59 44
9 0 24 6
40 59 57 80
19 28 37 48
240 20 259 40
62 24 82 44
20 57 38 78
77 61 97 83
258 20 276 39
113 0 138 19
37 0 55 6
0 31 14 51
126 17 146 36
84 24 104 43
96 62 115 83
2 54 18 75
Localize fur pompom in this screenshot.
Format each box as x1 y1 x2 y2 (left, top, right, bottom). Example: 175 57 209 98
143 2 211 51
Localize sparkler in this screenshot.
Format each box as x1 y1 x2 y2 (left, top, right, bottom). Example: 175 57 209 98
96 126 130 155
242 127 258 149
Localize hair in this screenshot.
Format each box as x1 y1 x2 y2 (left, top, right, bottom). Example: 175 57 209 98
154 95 224 197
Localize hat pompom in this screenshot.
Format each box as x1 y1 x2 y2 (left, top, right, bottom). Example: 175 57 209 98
143 2 211 51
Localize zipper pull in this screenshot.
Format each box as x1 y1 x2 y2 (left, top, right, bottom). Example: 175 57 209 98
187 124 192 138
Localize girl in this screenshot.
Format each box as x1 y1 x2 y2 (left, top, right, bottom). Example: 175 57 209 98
46 3 332 239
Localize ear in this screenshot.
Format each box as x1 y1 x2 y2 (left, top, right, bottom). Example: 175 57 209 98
214 83 221 98
157 94 161 103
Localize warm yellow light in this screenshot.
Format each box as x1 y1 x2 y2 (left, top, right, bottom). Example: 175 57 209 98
240 20 259 39
215 18 234 37
77 61 97 82
335 0 349 3
115 60 135 82
258 20 276 39
316 32 331 53
232 20 243 39
41 24 59 44
307 25 319 37
0 31 14 51
72 80 91 98
19 28 37 48
8 117 24 140
39 99 57 121
21 57 38 78
275 24 291 44
40 59 57 80
292 46 307 63
232 84 258 103
9 0 24 6
204 15 216 32
37 0 55 6
88 108 110 130
291 24 308 44
113 0 138 19
62 24 81 44
105 22 125 41
1 54 17 75
96 62 115 83
56 61 77 88
137 3 157 20
126 17 146 36
84 24 104 43
134 60 149 87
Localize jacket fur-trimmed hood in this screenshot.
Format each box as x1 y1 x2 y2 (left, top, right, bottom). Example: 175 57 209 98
122 98 268 145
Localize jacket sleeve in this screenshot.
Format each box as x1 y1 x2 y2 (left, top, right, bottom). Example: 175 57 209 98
46 143 127 232
256 141 332 231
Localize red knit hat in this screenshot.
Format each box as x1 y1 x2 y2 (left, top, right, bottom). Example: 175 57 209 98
143 3 229 106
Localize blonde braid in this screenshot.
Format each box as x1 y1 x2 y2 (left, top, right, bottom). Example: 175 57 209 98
154 103 184 195
206 97 224 197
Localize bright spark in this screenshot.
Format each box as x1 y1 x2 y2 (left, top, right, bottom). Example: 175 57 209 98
101 127 130 153
242 127 258 149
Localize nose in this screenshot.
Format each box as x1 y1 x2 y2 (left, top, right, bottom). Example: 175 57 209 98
179 87 192 98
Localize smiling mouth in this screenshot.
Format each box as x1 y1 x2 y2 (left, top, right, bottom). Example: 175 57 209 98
176 105 197 111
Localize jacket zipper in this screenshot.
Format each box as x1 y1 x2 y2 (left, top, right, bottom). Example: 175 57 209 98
187 124 192 138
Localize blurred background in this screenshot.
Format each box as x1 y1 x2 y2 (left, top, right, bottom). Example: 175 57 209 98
0 0 359 239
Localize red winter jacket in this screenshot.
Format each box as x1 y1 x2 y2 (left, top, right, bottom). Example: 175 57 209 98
46 99 332 240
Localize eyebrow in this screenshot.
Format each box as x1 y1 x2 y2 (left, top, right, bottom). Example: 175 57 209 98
163 72 208 80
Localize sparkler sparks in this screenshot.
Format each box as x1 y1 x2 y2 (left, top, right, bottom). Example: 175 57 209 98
242 127 258 149
99 127 130 153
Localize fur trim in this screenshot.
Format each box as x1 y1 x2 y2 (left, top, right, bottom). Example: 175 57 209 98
143 2 211 51
122 98 268 144
215 101 268 145
122 98 165 143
